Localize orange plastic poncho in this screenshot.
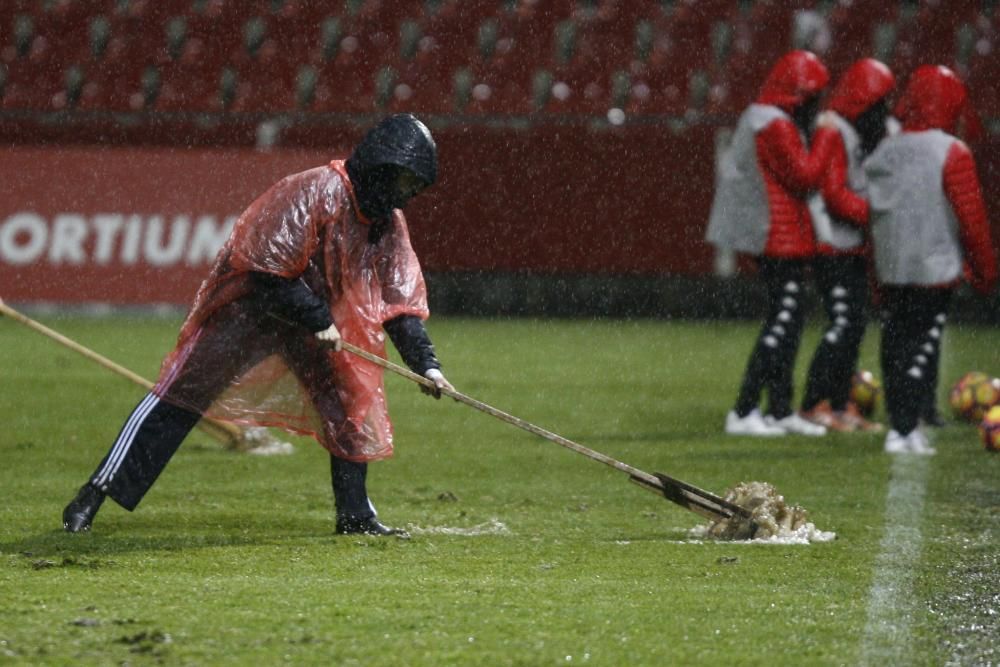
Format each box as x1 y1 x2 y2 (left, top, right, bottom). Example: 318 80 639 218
153 160 429 461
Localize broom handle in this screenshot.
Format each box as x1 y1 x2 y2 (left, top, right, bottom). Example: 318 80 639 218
0 300 243 448
339 341 663 488
342 341 754 522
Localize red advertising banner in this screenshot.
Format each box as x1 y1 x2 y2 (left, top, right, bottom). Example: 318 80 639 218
4 128 997 305
1 146 337 303
0 128 722 305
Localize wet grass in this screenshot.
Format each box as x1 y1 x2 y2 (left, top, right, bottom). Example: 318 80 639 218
1 314 997 665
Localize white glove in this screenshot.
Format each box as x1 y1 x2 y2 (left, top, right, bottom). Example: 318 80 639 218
314 322 342 351
422 368 454 399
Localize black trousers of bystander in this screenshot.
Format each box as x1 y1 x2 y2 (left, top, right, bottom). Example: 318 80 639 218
879 286 952 436
735 257 808 420
801 254 870 412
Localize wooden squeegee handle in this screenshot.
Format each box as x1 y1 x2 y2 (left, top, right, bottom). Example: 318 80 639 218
0 300 243 448
340 340 754 524
339 340 664 488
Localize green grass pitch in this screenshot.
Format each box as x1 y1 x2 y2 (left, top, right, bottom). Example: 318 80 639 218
1 314 997 665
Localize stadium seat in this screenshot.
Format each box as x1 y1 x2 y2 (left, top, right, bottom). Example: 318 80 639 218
0 58 62 110
551 16 628 77
459 64 538 116
309 60 380 114
822 3 897 73
383 66 456 115
622 62 692 117
260 11 314 65
964 51 999 119
152 56 229 112
229 50 300 113
540 66 612 116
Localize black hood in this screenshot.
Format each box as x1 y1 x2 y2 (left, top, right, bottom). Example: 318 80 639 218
346 113 437 186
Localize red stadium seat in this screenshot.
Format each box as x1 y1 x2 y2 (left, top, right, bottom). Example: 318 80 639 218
0 58 62 110
964 51 999 119
822 3 897 73
541 64 614 116
309 60 379 114
229 54 300 113
460 64 537 116
152 56 228 112
383 65 456 115
622 62 691 117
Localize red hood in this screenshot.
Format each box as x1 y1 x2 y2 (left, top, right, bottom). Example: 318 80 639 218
895 65 971 134
825 58 895 121
756 50 830 112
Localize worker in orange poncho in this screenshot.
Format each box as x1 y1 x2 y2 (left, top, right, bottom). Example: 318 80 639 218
63 114 452 536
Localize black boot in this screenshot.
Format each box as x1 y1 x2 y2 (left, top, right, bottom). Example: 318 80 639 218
336 514 409 537
330 455 407 537
63 483 106 533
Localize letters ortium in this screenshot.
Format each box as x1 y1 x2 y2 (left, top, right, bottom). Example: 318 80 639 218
0 212 236 267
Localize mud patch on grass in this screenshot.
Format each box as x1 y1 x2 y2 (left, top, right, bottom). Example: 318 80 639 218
27 555 115 570
116 630 172 655
688 481 836 544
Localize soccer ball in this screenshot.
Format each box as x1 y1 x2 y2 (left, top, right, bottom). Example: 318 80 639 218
980 405 1000 452
948 372 1000 422
849 370 883 417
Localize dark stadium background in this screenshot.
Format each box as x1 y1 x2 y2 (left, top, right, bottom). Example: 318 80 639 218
2 0 998 318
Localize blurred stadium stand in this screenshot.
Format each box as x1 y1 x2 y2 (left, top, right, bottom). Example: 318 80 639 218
1 0 998 318
0 0 997 141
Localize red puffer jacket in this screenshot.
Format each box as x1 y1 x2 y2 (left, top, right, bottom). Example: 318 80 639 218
899 65 997 294
943 136 997 295
754 51 834 258
816 58 896 256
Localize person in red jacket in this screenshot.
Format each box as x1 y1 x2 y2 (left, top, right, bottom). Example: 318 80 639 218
707 50 837 437
864 65 998 454
799 58 895 433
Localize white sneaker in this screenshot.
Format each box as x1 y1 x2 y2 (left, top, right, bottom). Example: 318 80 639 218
884 429 936 455
766 413 827 436
905 429 936 456
884 429 909 454
725 409 786 436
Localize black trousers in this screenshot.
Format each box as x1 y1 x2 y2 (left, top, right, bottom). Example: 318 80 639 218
801 254 870 411
87 299 373 518
879 286 952 436
735 257 808 419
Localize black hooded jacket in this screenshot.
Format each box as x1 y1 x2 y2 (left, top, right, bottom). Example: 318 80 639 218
250 114 441 375
346 113 438 187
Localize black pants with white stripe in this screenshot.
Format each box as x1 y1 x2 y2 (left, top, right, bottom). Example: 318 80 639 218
90 396 373 516
801 254 870 412
89 393 201 510
735 258 808 419
90 393 375 519
880 286 952 436
86 299 373 517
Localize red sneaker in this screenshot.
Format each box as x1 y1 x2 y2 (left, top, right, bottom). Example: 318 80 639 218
839 402 884 433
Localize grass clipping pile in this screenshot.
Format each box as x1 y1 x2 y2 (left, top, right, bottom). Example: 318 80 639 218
691 481 836 544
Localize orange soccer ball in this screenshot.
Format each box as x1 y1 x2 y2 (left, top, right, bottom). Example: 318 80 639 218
849 370 883 417
980 405 1000 453
949 372 1000 423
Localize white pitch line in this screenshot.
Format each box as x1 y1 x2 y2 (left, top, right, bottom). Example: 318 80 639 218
859 454 931 665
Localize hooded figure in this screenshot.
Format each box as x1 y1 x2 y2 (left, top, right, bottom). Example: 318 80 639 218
707 50 835 257
62 114 453 537
863 65 997 454
706 51 836 438
798 58 895 433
